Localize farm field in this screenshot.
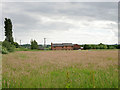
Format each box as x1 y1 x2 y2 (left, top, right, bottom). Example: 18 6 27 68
2 50 118 88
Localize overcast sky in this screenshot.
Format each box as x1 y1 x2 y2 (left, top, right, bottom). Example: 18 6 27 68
1 2 118 44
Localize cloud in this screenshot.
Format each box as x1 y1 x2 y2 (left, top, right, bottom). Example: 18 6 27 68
1 2 118 44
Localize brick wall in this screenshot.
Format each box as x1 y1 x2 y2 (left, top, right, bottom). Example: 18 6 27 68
73 44 80 50
52 46 63 50
52 46 73 50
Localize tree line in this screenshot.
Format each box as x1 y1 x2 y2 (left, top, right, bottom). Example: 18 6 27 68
21 43 120 50
1 18 120 54
82 43 119 50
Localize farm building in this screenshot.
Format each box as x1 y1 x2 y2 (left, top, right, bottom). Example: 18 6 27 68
51 43 80 50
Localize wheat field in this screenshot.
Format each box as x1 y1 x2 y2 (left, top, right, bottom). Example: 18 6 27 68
2 50 118 88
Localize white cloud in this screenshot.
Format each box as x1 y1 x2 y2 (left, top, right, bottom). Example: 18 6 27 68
2 0 119 2
1 2 118 44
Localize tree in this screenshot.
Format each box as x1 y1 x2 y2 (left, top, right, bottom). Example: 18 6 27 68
13 42 19 48
30 39 38 49
107 45 117 49
98 43 107 49
84 44 91 50
4 18 14 44
91 45 97 49
118 44 120 49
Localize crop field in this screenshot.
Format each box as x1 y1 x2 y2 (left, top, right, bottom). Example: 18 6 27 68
2 50 118 88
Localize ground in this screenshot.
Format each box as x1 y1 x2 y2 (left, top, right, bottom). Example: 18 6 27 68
2 50 118 88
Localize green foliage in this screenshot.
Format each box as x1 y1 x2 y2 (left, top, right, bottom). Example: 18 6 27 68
4 18 14 44
13 42 19 48
2 47 9 54
90 45 96 49
98 43 107 49
0 41 2 51
0 41 2 45
2 40 15 52
30 39 38 49
84 44 91 50
117 44 120 49
107 45 117 49
83 43 118 50
2 18 16 54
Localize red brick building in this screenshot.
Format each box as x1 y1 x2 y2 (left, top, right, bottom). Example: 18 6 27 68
51 43 80 50
73 44 81 50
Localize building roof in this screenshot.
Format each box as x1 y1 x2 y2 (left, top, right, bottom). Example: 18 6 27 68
62 43 73 46
52 44 64 47
52 43 73 47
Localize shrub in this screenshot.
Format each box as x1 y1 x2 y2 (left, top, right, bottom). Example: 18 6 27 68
2 40 15 52
2 47 9 54
13 42 19 48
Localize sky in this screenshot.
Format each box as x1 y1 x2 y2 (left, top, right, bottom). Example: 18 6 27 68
1 2 118 45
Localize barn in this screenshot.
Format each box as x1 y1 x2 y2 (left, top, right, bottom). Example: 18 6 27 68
51 43 80 50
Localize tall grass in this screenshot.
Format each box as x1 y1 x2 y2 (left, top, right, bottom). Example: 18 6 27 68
2 50 118 88
2 66 118 88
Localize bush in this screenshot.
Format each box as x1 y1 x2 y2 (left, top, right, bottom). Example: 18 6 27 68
14 42 19 48
2 47 9 54
2 40 15 52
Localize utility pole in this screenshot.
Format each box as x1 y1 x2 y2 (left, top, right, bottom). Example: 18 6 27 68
20 40 21 46
44 38 46 49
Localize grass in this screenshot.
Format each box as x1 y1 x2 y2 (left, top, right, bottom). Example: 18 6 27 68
2 50 118 88
15 47 51 51
15 48 39 51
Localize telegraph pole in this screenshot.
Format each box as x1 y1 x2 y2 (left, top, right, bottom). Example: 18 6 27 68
20 40 21 46
44 38 46 49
